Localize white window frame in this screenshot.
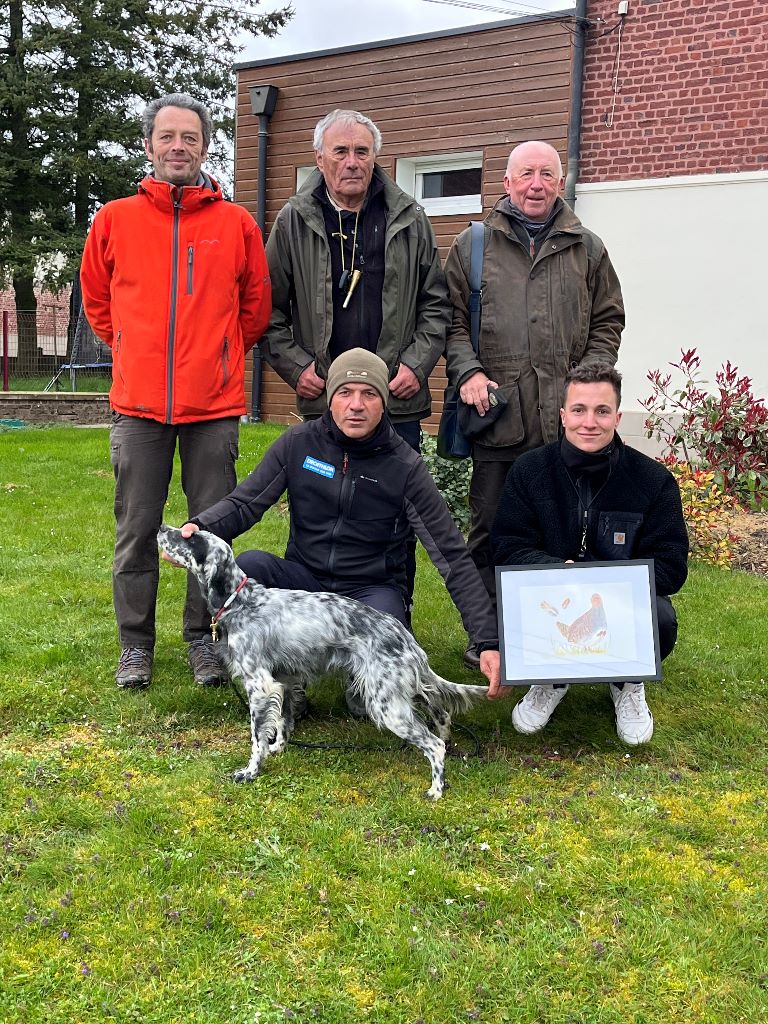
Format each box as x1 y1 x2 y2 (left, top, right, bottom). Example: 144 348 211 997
296 165 315 190
396 152 483 216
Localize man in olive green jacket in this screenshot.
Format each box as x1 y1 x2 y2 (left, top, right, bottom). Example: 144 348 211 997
261 108 449 436
444 141 624 666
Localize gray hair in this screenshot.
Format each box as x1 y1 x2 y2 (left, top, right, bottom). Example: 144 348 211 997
313 109 382 156
142 93 213 150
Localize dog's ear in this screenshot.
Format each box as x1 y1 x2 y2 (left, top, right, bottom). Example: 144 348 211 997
187 531 210 561
198 533 235 607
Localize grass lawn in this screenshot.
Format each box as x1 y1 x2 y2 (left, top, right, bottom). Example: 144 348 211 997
5 373 112 393
1 424 766 1024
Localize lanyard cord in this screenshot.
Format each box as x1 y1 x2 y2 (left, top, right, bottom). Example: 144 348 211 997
336 207 360 276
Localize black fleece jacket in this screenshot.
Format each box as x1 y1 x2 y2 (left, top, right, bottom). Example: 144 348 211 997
491 435 689 597
195 412 498 649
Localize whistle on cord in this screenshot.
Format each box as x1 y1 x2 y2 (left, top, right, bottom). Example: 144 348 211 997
342 269 362 309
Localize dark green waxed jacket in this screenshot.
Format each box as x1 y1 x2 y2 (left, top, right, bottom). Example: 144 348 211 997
261 166 449 423
444 197 624 457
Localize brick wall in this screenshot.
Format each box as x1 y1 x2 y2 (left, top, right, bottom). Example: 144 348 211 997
0 392 110 425
581 0 768 181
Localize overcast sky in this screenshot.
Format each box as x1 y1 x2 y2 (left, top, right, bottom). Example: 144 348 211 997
242 0 572 63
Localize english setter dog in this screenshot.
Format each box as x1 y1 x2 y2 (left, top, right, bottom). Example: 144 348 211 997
157 525 488 799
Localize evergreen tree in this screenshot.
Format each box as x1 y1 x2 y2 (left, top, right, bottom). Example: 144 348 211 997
0 0 290 368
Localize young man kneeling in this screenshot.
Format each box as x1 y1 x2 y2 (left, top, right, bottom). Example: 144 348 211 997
489 364 688 744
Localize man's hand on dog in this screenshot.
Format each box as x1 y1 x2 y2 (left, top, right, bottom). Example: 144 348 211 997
160 522 199 566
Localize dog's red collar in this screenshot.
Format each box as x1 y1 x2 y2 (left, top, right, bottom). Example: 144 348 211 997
210 576 249 642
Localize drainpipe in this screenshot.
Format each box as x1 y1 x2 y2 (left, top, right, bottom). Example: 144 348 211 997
247 84 279 421
564 0 589 208
2 310 9 392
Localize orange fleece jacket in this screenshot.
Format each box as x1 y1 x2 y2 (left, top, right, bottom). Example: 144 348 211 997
81 174 271 423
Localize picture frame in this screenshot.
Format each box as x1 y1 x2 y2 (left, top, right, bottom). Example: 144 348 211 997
495 560 662 685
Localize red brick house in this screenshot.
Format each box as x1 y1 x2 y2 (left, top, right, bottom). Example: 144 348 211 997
235 0 768 435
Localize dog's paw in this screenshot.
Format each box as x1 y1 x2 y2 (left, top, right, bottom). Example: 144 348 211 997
268 735 287 755
231 767 258 784
424 785 444 801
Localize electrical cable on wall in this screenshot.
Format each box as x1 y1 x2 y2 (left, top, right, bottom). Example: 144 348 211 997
604 3 629 127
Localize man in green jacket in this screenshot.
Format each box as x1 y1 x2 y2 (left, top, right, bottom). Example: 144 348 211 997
261 108 450 639
261 108 449 445
444 141 625 668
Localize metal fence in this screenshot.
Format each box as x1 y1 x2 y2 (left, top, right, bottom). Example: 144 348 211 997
1 304 112 392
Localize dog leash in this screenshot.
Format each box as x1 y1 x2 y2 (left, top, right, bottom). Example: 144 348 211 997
226 680 483 757
288 719 482 759
210 576 250 642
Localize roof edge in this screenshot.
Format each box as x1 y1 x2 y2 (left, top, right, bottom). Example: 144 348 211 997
236 8 576 71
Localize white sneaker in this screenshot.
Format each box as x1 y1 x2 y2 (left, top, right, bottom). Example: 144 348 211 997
610 683 654 745
512 684 569 735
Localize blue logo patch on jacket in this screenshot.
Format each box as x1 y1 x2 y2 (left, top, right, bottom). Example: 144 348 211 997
303 455 336 479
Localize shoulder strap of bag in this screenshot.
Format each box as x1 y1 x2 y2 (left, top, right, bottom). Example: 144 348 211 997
468 220 484 354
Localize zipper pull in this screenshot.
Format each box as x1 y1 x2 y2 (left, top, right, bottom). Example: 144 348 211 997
580 509 588 557
529 236 535 260
342 453 349 475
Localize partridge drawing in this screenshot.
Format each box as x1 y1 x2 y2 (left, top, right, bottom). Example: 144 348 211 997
555 593 608 646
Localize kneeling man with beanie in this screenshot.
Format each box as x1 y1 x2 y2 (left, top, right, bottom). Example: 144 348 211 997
180 349 501 708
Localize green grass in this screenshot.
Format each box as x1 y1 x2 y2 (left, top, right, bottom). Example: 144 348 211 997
5 373 112 393
1 424 767 1024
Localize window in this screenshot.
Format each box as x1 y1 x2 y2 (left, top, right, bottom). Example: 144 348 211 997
296 166 315 190
396 152 483 216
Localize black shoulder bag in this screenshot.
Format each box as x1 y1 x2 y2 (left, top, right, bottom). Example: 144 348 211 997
436 221 485 460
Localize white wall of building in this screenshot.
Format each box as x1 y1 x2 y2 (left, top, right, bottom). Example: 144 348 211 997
575 170 768 452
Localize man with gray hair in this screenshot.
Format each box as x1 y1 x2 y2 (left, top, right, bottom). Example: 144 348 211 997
444 140 625 668
261 108 448 448
261 108 450 641
81 92 271 690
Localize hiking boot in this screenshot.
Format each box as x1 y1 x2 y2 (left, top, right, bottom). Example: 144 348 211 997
188 638 227 687
116 647 153 689
290 689 309 722
610 682 654 745
463 643 481 670
511 684 569 735
345 685 368 719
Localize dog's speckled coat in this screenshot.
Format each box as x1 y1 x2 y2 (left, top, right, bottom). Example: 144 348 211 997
157 525 488 798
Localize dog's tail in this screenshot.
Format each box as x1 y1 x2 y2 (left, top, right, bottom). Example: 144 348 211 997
418 670 488 713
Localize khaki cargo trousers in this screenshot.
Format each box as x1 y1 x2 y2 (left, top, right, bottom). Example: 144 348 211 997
109 413 239 649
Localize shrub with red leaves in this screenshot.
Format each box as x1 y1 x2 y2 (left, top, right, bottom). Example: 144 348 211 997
641 349 768 511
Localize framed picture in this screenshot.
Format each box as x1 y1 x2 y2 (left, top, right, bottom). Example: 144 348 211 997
495 560 661 685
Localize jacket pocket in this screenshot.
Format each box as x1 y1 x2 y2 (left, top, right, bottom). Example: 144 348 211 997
595 512 643 560
347 477 397 525
187 245 194 295
473 373 524 448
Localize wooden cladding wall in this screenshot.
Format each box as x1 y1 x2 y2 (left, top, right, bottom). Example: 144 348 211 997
236 15 574 426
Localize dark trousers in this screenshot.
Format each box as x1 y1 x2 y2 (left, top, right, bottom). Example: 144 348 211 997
235 550 409 625
467 458 515 603
656 594 679 661
110 414 239 648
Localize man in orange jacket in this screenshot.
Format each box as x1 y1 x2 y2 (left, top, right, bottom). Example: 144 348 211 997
81 93 271 690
